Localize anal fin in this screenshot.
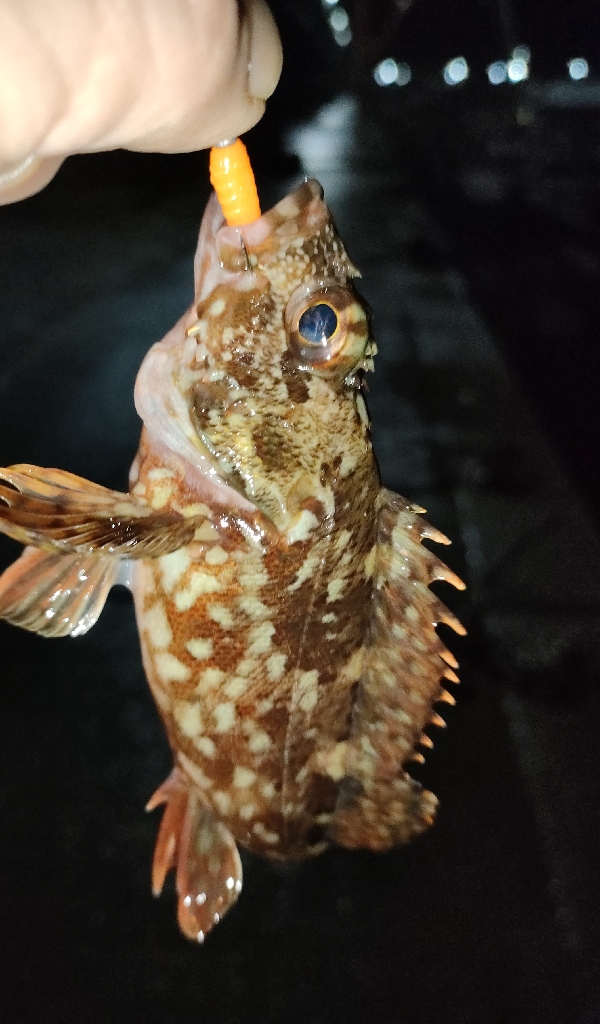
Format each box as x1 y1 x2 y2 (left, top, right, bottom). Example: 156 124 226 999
0 546 120 638
147 768 242 943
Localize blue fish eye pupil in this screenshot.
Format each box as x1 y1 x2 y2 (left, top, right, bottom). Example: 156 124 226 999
298 303 338 345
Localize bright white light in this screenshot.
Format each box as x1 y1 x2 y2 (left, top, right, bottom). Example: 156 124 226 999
512 45 531 62
328 5 351 47
487 61 507 85
322 0 338 6
568 57 589 80
443 57 469 85
374 58 398 86
507 58 529 82
333 27 352 46
329 7 349 31
374 58 411 87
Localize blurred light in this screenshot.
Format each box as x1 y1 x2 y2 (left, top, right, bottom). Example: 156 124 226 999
507 58 529 82
396 62 412 86
322 0 338 6
568 57 589 80
333 27 352 46
317 94 356 130
329 7 349 31
373 59 412 87
443 57 469 85
374 58 398 86
512 45 531 62
285 95 357 171
487 61 508 85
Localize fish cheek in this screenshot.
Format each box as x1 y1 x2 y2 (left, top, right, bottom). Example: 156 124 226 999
229 351 259 391
190 380 228 431
280 353 309 405
251 423 289 474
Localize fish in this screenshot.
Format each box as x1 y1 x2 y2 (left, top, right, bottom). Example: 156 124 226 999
0 178 465 942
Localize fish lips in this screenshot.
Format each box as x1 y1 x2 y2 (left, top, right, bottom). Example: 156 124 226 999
193 179 328 296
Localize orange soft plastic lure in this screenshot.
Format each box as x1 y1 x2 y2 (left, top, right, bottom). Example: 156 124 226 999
209 138 261 226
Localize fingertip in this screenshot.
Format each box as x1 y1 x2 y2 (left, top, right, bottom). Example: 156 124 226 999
247 0 283 101
201 0 281 148
211 95 266 147
0 155 64 205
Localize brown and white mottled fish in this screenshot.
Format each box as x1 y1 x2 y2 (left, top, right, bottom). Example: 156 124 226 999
0 179 465 942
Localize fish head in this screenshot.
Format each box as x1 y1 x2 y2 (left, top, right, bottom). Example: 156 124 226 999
137 180 376 536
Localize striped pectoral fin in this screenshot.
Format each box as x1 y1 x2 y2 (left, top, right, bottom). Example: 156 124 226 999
0 545 122 637
0 464 199 556
330 488 466 851
147 768 242 943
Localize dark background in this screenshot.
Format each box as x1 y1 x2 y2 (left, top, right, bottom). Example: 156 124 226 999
1 2 600 1022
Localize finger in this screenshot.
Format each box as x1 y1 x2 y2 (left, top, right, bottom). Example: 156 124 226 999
128 0 283 152
0 0 282 202
248 0 284 108
0 156 64 206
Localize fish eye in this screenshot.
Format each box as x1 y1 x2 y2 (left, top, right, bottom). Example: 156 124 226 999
298 303 338 346
285 282 369 377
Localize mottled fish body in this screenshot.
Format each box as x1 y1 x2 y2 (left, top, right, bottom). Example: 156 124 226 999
0 180 464 942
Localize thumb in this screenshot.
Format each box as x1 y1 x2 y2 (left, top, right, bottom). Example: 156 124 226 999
0 0 282 204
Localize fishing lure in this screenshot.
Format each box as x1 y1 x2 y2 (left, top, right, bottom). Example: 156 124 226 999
209 138 261 226
0 138 464 942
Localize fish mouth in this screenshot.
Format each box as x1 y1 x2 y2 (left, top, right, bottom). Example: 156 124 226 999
193 178 328 297
219 178 326 253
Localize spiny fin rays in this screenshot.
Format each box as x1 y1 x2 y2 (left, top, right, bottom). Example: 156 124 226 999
329 488 465 852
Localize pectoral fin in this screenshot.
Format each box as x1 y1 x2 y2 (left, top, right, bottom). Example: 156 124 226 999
0 546 120 637
0 464 198 557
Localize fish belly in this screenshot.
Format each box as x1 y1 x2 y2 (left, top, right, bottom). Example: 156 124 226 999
132 521 374 860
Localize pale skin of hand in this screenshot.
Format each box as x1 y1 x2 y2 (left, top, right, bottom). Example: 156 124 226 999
0 0 282 204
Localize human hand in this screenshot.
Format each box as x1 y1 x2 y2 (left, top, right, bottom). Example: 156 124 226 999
0 0 282 204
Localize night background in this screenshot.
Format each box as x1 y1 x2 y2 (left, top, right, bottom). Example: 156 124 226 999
1 0 600 1021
